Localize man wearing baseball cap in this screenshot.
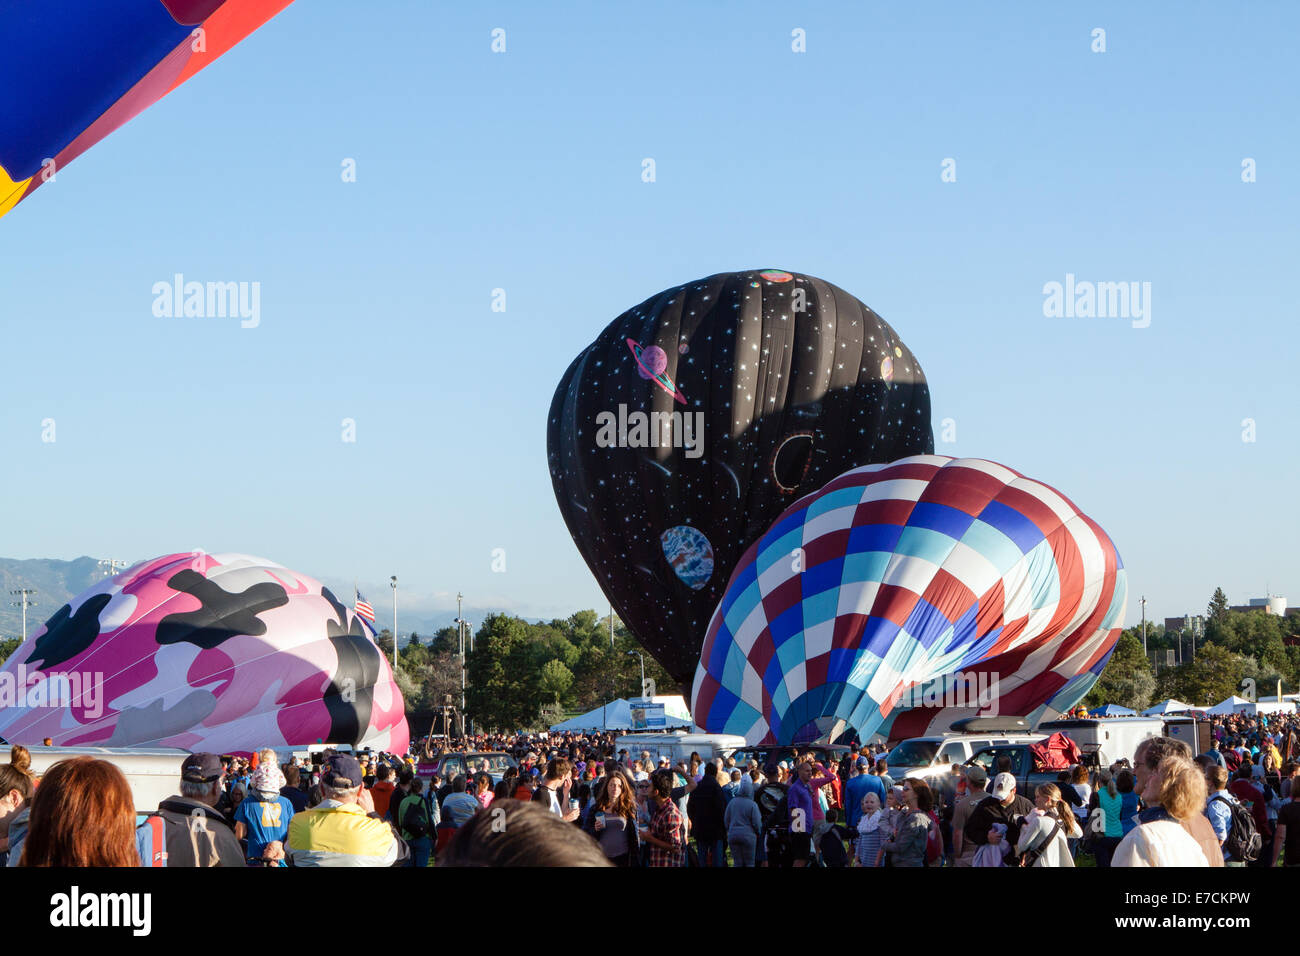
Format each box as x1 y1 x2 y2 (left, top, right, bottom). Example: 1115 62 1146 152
844 756 886 831
950 764 989 866
287 754 406 867
962 771 1034 865
147 753 245 867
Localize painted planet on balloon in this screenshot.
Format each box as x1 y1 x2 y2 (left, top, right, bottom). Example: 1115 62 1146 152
660 525 714 590
678 341 689 355
626 338 686 404
880 356 894 381
760 270 794 283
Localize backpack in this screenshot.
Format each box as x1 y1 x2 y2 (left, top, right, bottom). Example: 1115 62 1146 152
924 810 943 865
402 797 430 839
1212 795 1262 863
136 814 168 867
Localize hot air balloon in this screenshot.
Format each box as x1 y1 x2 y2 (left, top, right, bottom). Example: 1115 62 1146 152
548 270 933 684
0 0 295 221
0 553 408 755
690 456 1127 745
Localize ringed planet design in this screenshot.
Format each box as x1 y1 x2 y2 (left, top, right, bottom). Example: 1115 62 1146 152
626 338 686 404
880 356 894 381
760 270 794 283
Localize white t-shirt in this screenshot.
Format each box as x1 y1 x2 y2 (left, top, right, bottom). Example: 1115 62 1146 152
1113 819 1210 867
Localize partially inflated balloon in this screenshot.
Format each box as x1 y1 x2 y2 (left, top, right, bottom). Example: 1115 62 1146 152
0 0 296 220
548 270 932 684
0 553 408 754
691 456 1126 744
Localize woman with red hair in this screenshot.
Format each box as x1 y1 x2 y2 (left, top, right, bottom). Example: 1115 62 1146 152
17 756 140 867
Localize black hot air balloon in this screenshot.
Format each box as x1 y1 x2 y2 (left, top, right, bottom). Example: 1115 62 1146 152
547 270 933 684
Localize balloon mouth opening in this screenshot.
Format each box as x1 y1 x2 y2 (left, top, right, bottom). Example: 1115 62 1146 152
771 432 814 494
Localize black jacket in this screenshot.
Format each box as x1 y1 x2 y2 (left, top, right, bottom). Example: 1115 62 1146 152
963 794 1035 862
687 776 727 841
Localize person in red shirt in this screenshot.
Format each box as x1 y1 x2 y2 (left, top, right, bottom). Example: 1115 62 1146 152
368 763 397 819
1228 764 1272 867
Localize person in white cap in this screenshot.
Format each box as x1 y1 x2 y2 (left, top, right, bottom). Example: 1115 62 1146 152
963 772 1034 865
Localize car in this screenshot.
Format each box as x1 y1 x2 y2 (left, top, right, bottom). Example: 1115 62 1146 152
423 751 518 786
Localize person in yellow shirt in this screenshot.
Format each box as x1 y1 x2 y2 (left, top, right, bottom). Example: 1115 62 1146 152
287 754 405 867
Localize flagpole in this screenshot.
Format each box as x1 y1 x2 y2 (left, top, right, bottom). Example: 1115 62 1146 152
390 575 398 670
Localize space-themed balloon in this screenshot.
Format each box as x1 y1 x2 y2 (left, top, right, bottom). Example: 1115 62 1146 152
0 553 408 754
690 456 1126 745
547 270 933 684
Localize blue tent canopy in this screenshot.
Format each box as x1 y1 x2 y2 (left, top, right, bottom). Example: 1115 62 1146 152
1088 703 1137 717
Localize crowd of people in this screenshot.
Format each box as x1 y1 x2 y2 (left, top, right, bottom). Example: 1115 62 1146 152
0 710 1295 868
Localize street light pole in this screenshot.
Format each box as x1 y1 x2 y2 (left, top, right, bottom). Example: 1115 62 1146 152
1140 596 1147 655
10 589 37 641
389 576 398 670
627 650 644 698
457 592 466 714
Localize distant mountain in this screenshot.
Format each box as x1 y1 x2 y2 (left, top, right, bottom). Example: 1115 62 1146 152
0 556 555 646
0 556 114 640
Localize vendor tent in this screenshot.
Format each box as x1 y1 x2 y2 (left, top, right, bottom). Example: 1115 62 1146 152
549 695 692 732
1207 696 1251 715
1088 704 1137 717
1142 699 1193 716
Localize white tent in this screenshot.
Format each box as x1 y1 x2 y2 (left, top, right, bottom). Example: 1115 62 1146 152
1142 699 1194 716
549 695 692 732
1207 696 1251 715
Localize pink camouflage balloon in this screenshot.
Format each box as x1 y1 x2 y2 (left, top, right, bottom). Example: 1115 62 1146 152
0 553 408 755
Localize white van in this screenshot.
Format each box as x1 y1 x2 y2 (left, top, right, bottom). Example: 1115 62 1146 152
24 746 191 814
614 732 748 767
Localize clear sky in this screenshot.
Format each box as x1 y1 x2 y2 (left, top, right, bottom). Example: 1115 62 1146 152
1 1 1296 629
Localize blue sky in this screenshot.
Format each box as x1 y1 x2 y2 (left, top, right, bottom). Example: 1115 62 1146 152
1 1 1296 628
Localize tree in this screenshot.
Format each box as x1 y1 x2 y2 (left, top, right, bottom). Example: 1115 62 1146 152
539 659 574 704
1086 632 1155 711
1208 587 1230 624
1156 643 1245 707
0 637 20 665
464 614 543 732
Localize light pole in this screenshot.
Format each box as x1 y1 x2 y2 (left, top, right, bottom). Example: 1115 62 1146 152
457 592 466 714
10 589 37 641
1140 596 1147 655
99 558 129 579
627 650 645 698
389 576 398 670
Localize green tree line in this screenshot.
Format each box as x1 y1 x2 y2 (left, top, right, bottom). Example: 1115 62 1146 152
1084 587 1300 711
387 610 679 733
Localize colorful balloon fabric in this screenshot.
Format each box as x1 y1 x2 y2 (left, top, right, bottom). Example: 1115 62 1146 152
0 0 295 221
0 553 408 755
548 270 932 684
691 456 1127 745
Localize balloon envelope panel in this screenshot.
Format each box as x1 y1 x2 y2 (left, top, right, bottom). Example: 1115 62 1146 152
691 456 1126 745
548 270 933 684
0 553 408 755
0 0 295 220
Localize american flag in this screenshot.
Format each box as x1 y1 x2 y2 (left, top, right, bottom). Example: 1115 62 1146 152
354 589 376 627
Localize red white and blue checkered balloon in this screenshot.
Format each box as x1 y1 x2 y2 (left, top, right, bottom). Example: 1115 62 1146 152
690 456 1127 745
